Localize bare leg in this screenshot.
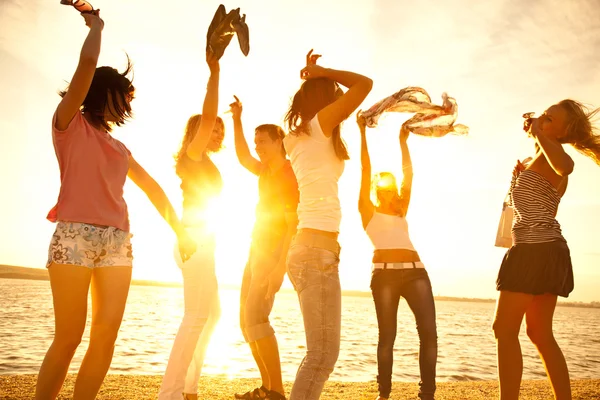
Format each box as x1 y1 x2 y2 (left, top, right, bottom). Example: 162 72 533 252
492 290 533 400
255 334 284 395
35 264 92 400
525 294 572 400
72 266 131 399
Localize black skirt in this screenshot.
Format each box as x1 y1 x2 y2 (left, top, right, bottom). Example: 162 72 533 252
496 240 574 298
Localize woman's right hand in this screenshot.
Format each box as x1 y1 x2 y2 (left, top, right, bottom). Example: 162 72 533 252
206 48 220 74
82 10 104 30
301 49 326 79
356 112 367 132
229 95 243 119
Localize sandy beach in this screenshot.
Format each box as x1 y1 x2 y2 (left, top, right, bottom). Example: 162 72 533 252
1 375 598 399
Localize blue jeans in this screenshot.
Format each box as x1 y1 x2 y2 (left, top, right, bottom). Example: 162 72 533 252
371 268 438 400
286 233 341 400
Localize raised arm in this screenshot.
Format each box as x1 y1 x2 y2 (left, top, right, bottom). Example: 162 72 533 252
229 96 261 175
300 50 373 136
357 113 374 228
532 119 574 176
186 50 221 161
127 157 196 262
55 12 104 131
398 126 413 216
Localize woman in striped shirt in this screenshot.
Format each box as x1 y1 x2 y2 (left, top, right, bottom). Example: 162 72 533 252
493 100 600 400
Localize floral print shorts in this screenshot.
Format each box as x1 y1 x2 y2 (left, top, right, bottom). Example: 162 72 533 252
47 221 133 268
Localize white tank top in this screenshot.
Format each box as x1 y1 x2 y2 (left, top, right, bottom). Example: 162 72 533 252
365 211 416 251
283 116 345 232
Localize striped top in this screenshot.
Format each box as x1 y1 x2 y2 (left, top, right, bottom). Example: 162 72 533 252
509 169 565 244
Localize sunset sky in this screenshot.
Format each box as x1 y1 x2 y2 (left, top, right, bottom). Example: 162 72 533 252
1 0 599 302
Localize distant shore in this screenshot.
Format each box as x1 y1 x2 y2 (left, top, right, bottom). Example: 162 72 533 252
2 264 599 308
1 375 599 399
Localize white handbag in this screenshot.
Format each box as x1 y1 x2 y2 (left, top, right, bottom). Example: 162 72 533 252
495 193 514 248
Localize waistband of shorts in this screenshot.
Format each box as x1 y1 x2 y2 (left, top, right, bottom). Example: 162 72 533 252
293 230 340 254
372 261 425 271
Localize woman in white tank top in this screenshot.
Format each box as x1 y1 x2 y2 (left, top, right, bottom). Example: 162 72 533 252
283 50 372 400
357 115 438 400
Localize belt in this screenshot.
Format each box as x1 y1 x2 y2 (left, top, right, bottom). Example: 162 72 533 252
293 230 340 254
372 261 425 271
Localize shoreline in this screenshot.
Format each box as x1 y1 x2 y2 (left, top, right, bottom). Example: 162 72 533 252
1 375 599 399
2 264 600 308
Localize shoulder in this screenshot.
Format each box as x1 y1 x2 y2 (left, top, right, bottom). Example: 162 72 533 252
309 116 329 142
112 138 132 157
52 110 85 137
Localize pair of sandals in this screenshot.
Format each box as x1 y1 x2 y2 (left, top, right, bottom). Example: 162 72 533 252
234 385 286 400
206 4 250 60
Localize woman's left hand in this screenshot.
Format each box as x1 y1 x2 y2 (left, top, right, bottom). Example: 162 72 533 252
177 231 197 263
400 125 410 142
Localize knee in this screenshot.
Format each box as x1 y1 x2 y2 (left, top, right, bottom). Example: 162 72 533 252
492 319 519 340
305 345 339 371
89 323 121 349
378 329 396 351
53 332 83 355
526 325 554 346
417 325 438 347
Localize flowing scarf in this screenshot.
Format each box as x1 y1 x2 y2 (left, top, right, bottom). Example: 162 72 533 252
360 87 469 137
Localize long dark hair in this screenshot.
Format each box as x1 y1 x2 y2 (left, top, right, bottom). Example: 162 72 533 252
59 55 134 132
559 99 600 165
284 78 349 161
256 123 286 157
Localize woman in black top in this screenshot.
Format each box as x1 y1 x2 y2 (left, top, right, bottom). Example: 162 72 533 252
158 49 224 400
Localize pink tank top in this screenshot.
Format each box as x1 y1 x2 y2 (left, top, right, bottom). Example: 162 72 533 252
47 111 132 231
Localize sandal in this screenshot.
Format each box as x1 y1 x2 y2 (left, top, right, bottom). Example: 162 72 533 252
234 386 269 399
266 391 286 400
206 4 250 60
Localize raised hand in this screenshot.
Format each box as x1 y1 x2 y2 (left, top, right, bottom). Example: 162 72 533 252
301 49 325 79
356 112 367 133
82 9 103 30
400 125 410 142
206 48 220 74
306 48 322 65
229 95 243 119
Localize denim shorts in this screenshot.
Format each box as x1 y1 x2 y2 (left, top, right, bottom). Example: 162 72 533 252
46 221 133 268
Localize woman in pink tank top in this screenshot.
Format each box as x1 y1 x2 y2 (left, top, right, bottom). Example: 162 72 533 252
357 116 437 400
36 11 195 400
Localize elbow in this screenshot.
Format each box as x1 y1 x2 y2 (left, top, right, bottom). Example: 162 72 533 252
558 163 574 176
555 157 574 176
80 53 99 66
362 77 374 92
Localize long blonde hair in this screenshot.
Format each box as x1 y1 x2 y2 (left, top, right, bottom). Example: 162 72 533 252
559 99 600 165
174 114 224 177
372 172 404 216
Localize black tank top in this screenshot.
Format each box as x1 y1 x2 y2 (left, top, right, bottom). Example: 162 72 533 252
177 153 222 226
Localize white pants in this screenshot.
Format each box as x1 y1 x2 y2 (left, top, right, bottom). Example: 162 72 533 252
158 229 221 399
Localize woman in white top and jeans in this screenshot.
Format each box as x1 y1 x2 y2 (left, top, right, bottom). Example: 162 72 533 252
283 50 372 400
357 116 437 400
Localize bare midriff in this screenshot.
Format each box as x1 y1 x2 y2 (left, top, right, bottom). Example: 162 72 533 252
298 227 339 240
373 248 420 263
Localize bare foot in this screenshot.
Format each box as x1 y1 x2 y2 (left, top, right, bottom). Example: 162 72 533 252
183 393 198 400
